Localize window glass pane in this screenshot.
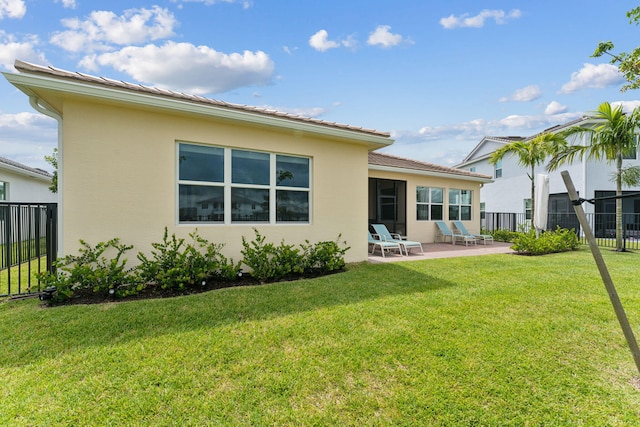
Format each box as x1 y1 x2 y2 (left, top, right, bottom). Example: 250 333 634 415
461 206 472 221
179 185 224 222
431 205 443 221
431 188 443 204
416 187 428 203
449 189 460 205
231 188 269 222
232 150 270 185
417 204 428 220
449 205 460 220
461 190 472 205
179 144 223 182
276 190 309 222
0 182 5 200
276 155 309 188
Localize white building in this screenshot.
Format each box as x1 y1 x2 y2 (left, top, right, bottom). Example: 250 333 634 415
456 117 640 236
0 156 56 203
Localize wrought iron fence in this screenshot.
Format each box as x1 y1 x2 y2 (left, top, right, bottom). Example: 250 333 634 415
483 212 640 250
0 203 57 297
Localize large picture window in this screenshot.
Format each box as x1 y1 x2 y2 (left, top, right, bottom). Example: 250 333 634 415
416 186 443 221
178 143 310 224
449 189 472 221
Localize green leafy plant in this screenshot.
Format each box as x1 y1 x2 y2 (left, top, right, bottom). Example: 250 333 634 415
490 229 520 242
241 229 349 282
511 226 579 255
136 228 241 290
300 237 350 274
37 238 136 302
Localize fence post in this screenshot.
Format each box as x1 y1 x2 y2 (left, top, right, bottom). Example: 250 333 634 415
46 203 57 274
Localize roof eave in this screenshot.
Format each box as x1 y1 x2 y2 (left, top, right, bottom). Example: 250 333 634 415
3 71 393 150
368 164 493 183
0 162 52 181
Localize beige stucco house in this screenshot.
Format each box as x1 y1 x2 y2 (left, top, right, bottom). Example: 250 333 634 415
4 60 491 264
368 152 492 243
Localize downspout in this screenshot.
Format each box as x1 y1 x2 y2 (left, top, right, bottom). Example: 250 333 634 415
28 95 63 256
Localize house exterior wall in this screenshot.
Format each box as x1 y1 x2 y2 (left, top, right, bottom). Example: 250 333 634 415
60 99 370 264
0 167 55 203
368 168 484 243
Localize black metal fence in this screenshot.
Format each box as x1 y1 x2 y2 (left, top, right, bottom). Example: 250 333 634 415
0 203 57 297
483 212 640 250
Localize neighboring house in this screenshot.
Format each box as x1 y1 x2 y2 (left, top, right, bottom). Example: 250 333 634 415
368 152 492 243
0 156 55 203
4 60 491 263
456 117 640 235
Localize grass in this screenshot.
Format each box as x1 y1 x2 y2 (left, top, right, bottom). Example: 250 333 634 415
2 248 640 425
0 256 47 296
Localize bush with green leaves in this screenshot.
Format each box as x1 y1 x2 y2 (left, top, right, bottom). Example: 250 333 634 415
511 226 580 255
241 229 350 282
300 237 350 274
136 228 241 290
490 228 520 242
38 238 137 302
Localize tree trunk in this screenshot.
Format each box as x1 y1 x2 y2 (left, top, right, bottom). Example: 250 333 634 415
616 151 624 251
530 165 535 231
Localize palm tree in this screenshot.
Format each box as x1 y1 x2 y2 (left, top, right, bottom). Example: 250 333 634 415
489 132 567 229
547 102 640 251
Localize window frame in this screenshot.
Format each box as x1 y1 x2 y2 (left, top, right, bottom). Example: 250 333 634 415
448 188 473 221
416 186 444 221
494 158 502 178
177 142 312 225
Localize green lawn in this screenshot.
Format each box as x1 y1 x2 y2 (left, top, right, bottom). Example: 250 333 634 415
2 248 640 425
0 256 47 296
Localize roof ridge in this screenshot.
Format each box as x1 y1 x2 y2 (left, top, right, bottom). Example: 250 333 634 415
13 60 390 138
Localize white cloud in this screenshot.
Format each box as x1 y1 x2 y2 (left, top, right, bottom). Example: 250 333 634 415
309 30 341 52
172 0 252 8
611 100 640 113
440 9 521 29
499 85 541 102
55 0 76 9
82 41 275 94
0 112 57 171
559 63 624 93
0 0 26 19
367 25 411 48
545 101 568 115
0 31 48 70
50 6 177 53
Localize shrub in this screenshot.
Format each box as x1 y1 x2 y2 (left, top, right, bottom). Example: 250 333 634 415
241 229 303 282
136 228 241 290
511 227 579 255
38 238 137 302
300 237 350 275
241 229 350 282
490 228 520 242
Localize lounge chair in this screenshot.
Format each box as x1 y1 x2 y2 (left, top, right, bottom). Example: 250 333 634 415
371 224 424 255
452 221 494 245
435 221 476 246
368 231 403 257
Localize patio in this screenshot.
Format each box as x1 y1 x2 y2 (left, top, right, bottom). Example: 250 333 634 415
368 241 514 263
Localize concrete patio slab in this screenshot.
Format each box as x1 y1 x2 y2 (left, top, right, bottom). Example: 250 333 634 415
368 241 514 263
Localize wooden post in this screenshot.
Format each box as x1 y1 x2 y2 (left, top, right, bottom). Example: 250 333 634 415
561 170 640 375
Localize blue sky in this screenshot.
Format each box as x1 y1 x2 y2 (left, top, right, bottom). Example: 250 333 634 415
1 0 640 171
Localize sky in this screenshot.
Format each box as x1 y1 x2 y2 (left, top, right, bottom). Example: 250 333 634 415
1 0 640 172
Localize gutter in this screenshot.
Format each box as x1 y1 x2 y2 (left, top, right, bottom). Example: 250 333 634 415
27 94 64 255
